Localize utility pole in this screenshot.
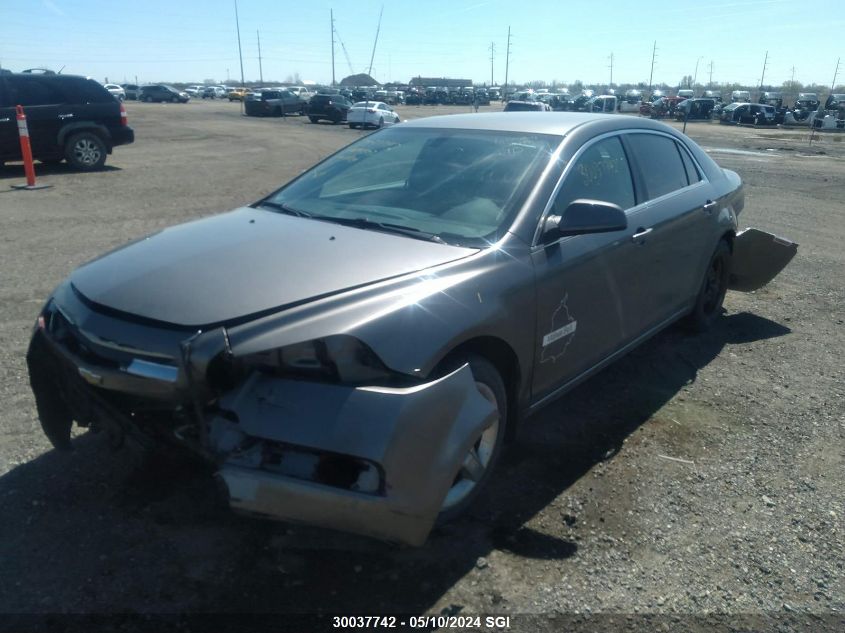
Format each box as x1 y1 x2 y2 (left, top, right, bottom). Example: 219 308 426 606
367 5 383 78
708 60 713 87
758 50 769 98
234 0 245 89
832 57 841 91
648 40 657 96
608 52 614 89
257 30 264 86
330 9 336 86
489 42 495 86
504 26 511 101
693 56 702 87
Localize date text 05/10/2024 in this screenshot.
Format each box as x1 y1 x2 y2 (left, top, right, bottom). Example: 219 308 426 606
332 615 512 629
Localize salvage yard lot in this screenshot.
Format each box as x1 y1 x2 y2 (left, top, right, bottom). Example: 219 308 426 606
0 100 843 628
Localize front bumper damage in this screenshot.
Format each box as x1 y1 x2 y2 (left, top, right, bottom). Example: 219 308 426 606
26 295 497 545
214 366 496 545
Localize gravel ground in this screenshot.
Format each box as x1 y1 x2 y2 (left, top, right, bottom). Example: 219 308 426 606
0 101 842 632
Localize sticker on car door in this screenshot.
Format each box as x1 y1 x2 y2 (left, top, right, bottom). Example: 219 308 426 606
541 294 578 363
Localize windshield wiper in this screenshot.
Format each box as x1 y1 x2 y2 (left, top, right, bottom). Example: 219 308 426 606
317 217 447 244
256 200 313 218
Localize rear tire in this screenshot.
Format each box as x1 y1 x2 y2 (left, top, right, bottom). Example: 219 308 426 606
437 354 507 524
686 239 731 332
64 132 107 171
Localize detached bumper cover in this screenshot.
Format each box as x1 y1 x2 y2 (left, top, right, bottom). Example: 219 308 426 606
215 364 497 545
729 228 798 292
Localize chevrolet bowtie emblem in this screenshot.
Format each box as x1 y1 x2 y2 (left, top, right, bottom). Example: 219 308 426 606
78 367 103 386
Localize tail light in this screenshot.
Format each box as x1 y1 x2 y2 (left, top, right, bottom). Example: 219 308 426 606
119 103 128 126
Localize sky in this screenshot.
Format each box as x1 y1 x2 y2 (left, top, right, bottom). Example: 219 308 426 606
1 0 841 88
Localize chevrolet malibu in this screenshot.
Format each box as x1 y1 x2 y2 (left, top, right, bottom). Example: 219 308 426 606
27 113 796 545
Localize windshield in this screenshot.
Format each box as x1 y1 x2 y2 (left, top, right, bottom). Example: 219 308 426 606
262 127 559 246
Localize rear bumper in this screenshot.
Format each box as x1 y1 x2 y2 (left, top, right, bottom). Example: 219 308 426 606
111 126 135 148
729 228 798 292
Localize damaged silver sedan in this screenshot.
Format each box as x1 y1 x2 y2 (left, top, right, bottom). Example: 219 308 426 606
27 113 797 545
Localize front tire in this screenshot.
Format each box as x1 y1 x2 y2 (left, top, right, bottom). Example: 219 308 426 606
687 239 731 332
308 116 319 123
438 354 507 524
65 132 107 171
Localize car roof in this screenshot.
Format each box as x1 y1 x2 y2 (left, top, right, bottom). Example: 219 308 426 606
400 112 682 136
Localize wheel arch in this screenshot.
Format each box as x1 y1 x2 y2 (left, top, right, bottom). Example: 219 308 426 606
58 123 113 152
435 336 522 441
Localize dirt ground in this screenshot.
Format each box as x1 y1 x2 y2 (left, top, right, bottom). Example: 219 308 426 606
0 101 842 632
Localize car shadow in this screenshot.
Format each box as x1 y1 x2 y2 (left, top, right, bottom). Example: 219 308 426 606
0 163 122 180
0 311 789 618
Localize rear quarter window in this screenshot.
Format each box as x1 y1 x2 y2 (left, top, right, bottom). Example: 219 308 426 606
70 79 114 104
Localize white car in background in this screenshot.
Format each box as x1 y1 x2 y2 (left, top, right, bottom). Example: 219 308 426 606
184 85 205 97
103 83 125 101
347 101 400 129
286 86 313 101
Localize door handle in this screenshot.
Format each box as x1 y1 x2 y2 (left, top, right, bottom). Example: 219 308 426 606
631 227 653 242
58 113 74 119
703 199 718 213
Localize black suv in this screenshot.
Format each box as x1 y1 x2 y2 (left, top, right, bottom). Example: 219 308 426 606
0 73 134 170
306 94 352 123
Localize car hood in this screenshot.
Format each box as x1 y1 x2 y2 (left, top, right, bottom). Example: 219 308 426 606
70 207 476 328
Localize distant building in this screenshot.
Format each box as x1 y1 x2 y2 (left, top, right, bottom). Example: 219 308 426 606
340 73 379 87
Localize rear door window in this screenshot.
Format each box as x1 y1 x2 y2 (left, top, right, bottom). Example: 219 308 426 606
625 133 689 200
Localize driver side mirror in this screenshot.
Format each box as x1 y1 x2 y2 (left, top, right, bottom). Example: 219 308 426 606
544 199 627 241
